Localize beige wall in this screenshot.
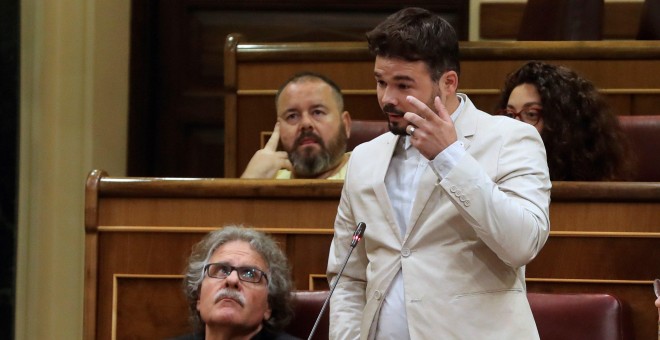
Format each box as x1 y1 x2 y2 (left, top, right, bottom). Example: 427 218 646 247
17 0 129 339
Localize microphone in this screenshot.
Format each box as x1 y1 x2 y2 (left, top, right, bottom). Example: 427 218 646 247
307 222 366 340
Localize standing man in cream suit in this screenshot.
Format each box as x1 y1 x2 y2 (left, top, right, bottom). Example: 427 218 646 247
326 7 551 339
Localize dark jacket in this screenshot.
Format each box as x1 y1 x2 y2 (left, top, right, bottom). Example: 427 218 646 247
168 327 301 340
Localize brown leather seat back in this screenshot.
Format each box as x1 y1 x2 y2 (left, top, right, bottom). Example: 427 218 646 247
637 0 660 40
287 290 329 340
529 292 634 340
619 115 660 181
288 291 634 340
347 120 389 151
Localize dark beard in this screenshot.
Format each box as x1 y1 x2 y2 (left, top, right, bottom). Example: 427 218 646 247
382 103 408 136
287 127 347 178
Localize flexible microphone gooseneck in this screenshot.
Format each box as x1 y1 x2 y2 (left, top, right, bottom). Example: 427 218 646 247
307 222 366 340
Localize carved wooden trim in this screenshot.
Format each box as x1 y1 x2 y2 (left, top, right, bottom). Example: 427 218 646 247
224 33 242 177
526 278 653 285
235 41 660 61
90 174 660 202
549 231 660 238
96 176 344 198
111 274 185 340
97 226 335 234
83 169 106 340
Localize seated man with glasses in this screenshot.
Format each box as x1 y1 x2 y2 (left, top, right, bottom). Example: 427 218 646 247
175 225 300 340
495 61 633 181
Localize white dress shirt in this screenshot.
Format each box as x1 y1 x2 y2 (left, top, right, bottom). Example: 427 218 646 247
374 95 466 339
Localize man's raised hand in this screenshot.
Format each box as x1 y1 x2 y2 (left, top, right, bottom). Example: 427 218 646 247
240 122 293 178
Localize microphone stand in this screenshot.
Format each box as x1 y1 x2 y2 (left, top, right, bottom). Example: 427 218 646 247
307 222 366 340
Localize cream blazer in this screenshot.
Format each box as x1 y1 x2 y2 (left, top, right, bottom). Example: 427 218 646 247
327 95 551 340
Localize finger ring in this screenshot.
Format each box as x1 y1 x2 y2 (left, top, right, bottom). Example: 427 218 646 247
409 126 416 136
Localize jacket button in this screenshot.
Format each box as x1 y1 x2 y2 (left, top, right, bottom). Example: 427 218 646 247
401 248 411 257
450 186 457 193
464 199 471 207
374 290 382 300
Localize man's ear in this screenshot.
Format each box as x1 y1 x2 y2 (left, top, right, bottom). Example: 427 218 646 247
342 111 352 138
440 70 459 93
264 307 272 321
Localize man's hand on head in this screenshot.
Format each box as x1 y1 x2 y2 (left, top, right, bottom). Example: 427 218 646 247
240 122 294 179
403 96 458 160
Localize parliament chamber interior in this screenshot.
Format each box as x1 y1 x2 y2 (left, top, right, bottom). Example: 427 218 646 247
11 1 660 340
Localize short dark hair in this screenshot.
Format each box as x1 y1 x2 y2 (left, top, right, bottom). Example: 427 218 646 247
183 225 294 333
275 71 344 111
366 7 460 81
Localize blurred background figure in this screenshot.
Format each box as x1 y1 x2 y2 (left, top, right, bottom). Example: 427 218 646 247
496 61 634 181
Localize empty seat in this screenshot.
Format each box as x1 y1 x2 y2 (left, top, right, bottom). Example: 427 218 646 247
637 0 660 40
529 292 634 340
618 115 660 181
347 120 390 151
287 290 329 340
518 0 604 40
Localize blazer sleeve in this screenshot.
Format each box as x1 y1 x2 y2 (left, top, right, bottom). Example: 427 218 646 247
440 119 551 268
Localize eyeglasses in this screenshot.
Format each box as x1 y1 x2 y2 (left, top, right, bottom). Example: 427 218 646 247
204 262 268 284
495 105 543 126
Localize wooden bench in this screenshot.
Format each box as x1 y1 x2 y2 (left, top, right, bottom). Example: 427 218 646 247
223 36 660 177
83 170 660 339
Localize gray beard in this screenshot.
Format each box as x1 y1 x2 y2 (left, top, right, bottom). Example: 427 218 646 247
290 147 333 178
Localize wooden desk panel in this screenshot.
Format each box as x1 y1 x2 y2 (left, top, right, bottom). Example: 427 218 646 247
224 38 660 177
113 275 190 339
84 170 660 339
479 2 643 40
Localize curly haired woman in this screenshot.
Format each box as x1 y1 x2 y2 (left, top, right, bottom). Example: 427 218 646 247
496 61 634 181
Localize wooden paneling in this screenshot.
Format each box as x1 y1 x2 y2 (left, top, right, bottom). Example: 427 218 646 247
480 2 644 40
83 170 660 339
128 0 468 177
113 276 190 339
225 39 660 177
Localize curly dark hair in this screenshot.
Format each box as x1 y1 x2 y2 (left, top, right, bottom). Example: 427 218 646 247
366 7 460 81
495 61 634 181
183 225 294 334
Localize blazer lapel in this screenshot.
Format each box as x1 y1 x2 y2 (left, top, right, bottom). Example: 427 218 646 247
455 94 477 151
405 166 438 241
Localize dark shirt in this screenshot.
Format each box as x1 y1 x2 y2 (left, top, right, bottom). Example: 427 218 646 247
168 327 301 340
253 328 300 340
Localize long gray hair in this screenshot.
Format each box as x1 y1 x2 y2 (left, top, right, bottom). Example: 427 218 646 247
183 225 294 333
